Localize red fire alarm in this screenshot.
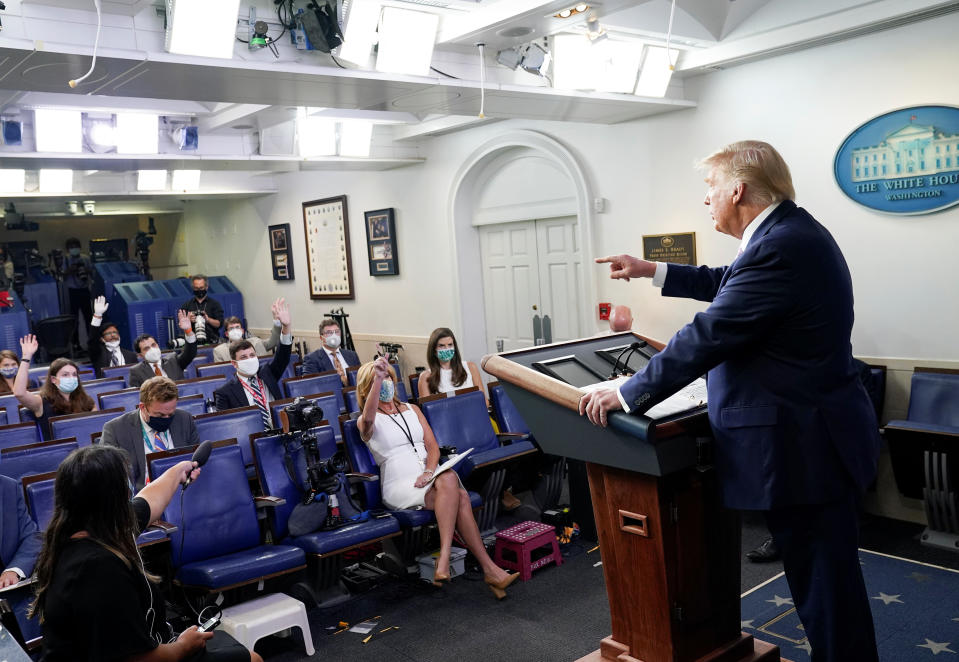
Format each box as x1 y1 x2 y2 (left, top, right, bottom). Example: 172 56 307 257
598 302 611 320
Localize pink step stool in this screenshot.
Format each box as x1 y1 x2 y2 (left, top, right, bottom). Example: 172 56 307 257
494 520 563 581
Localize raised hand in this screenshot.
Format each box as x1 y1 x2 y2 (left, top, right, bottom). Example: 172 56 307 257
177 309 192 332
373 356 390 379
274 298 291 327
19 334 38 361
93 295 109 317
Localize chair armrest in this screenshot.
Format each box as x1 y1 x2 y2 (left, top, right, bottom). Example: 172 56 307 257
254 495 287 508
147 520 178 534
346 472 379 483
496 432 530 444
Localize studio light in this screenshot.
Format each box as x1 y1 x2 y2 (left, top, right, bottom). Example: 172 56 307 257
87 116 117 150
339 121 373 157
34 109 82 153
635 45 678 98
297 109 336 157
137 170 167 191
171 169 201 191
0 169 25 193
116 113 159 154
165 0 242 59
1 120 22 146
338 0 381 66
38 169 74 193
585 14 607 44
375 7 439 76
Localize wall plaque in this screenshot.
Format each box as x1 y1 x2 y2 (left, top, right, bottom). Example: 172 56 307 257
642 232 697 265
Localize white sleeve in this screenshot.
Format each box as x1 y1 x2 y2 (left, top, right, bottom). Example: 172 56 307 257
651 262 669 288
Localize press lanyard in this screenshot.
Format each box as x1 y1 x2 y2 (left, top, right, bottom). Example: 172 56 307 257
378 406 421 460
140 421 167 453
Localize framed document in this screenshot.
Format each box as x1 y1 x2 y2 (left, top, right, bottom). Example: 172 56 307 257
302 195 355 299
268 223 294 281
364 208 398 276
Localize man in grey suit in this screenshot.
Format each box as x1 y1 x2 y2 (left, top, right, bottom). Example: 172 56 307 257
129 310 197 388
101 377 199 490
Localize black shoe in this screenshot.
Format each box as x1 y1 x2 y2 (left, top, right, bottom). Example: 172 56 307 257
746 537 780 563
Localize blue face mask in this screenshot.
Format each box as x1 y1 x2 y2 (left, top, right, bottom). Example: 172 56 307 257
57 376 79 394
69 247 81 257
437 348 456 363
379 379 395 402
0 366 17 379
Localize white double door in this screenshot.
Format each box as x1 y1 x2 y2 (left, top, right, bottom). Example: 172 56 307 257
479 216 583 352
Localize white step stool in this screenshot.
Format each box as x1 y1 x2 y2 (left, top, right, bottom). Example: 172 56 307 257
218 593 315 656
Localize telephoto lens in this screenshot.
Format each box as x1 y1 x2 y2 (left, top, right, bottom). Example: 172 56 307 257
194 313 207 343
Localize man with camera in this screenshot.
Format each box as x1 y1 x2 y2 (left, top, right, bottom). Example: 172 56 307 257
213 299 292 428
129 310 196 388
180 274 223 344
63 238 94 344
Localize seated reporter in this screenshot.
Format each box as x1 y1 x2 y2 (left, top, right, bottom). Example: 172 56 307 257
417 327 486 405
357 358 517 599
301 319 358 383
212 300 283 363
101 377 200 491
88 296 139 377
14 335 96 439
31 445 261 662
129 310 196 388
1 473 41 589
0 349 24 394
213 299 292 422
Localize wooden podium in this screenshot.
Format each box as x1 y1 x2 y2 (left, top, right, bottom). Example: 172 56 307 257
483 334 783 662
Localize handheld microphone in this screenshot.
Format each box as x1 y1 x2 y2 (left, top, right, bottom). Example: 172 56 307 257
610 342 641 379
182 441 213 489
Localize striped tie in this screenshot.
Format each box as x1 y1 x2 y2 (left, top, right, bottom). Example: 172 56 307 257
248 376 272 430
153 431 167 452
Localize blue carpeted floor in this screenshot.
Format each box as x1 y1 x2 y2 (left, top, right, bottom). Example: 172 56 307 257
741 549 959 661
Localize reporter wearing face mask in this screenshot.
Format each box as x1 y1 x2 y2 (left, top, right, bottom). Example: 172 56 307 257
14 335 96 440
0 349 26 394
86 296 139 378
211 300 284 363
181 275 224 344
129 310 196 389
301 319 359 384
212 299 293 424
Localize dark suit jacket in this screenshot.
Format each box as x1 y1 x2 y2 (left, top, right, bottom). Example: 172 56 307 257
129 340 198 388
100 409 199 490
302 347 359 375
213 341 292 411
619 201 880 510
0 474 41 576
87 331 139 378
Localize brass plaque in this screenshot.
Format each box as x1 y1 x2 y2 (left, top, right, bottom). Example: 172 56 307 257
642 232 697 266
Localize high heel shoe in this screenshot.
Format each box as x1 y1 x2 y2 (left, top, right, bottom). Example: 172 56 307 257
484 572 518 600
432 559 451 586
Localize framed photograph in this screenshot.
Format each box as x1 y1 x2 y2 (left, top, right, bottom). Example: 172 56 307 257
364 208 398 276
302 195 355 299
268 223 294 281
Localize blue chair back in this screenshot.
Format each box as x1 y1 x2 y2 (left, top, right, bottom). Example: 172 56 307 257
346 366 359 386
101 363 136 384
80 377 127 401
344 387 358 413
194 407 263 467
395 380 409 403
149 443 261 568
341 417 382 509
421 390 498 453
0 439 78 480
0 410 10 427
49 408 125 447
282 373 344 412
177 394 207 416
0 422 41 451
906 371 959 427
197 362 237 381
176 376 225 402
489 382 531 436
22 472 56 530
0 393 22 424
409 373 420 400
195 346 217 362
98 387 142 412
252 426 337 540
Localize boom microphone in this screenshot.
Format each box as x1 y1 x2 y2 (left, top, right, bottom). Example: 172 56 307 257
610 342 641 379
182 440 213 489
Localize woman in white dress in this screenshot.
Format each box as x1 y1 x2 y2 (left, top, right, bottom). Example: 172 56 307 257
417 327 487 406
357 358 517 598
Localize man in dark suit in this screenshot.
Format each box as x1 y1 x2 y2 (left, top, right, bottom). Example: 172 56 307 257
129 309 196 388
87 296 138 377
0 473 42 642
302 318 359 383
580 141 880 662
101 376 199 490
213 299 292 427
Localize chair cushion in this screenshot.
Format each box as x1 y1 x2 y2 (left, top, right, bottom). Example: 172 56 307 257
390 508 435 527
177 544 305 589
885 420 959 436
460 440 537 473
286 516 399 555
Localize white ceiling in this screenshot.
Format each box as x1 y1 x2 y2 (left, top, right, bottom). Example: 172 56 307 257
0 0 955 210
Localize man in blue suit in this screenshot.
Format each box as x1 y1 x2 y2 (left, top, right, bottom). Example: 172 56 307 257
301 319 359 382
580 141 880 662
1 474 42 640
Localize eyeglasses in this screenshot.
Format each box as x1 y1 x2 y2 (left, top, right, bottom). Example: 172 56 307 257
322 330 340 337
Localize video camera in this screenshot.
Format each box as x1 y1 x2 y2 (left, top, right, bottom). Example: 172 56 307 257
283 397 348 497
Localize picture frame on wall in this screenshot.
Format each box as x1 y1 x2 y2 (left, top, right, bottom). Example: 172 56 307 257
302 195 355 299
364 208 398 276
268 223 294 281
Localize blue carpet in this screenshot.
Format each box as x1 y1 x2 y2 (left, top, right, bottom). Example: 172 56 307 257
741 549 959 660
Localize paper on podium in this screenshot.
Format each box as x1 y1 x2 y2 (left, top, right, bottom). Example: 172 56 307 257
580 376 707 419
425 448 474 486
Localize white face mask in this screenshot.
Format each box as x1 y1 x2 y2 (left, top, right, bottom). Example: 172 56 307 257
144 347 161 364
237 357 260 376
104 340 121 351
227 328 244 342
324 333 341 349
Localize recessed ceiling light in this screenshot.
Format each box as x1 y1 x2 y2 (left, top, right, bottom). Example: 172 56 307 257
575 3 589 11
498 26 534 38
558 9 572 18
232 124 254 130
554 4 589 19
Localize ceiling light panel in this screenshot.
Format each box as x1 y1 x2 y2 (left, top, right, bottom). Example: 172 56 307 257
172 170 202 191
339 0 382 66
376 7 440 76
165 0 243 59
138 170 168 191
297 110 337 157
34 109 82 153
39 169 74 193
635 45 679 98
0 170 26 193
339 121 374 157
116 114 159 154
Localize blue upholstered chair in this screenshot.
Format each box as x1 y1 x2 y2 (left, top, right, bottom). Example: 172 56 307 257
101 363 137 384
193 406 266 469
176 394 208 416
48 408 125 446
0 438 77 481
268 393 341 443
343 387 358 414
98 387 142 412
282 372 344 412
0 393 22 424
0 422 41 451
147 442 306 591
176 376 225 402
79 377 126 401
197 361 237 381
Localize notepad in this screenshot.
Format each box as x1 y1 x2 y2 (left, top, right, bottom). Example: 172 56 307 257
425 448 474 486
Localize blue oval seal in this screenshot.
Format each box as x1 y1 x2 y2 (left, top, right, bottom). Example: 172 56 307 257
834 105 959 215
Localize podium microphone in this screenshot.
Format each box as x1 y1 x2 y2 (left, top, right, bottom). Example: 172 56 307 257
182 440 213 489
610 342 641 379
